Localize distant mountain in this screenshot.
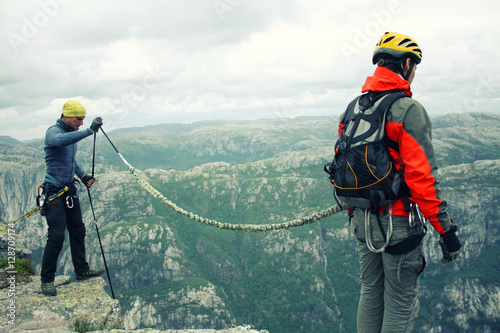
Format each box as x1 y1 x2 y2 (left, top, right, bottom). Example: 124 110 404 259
1 113 499 333
110 116 329 138
0 135 22 145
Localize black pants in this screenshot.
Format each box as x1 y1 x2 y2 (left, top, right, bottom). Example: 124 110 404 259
41 185 89 283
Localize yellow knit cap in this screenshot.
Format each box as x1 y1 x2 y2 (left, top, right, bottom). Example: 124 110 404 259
60 100 86 119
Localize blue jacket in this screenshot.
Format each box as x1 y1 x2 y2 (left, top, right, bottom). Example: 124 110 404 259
44 119 93 185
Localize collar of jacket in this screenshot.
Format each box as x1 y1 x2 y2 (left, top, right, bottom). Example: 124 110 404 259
56 118 77 132
361 66 412 97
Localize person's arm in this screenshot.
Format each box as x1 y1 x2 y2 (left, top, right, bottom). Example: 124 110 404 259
46 126 93 147
389 99 461 263
396 101 451 234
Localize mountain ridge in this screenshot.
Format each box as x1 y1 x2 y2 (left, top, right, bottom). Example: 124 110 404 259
0 112 499 332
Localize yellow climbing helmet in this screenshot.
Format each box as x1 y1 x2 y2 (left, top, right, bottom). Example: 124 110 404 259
372 32 422 65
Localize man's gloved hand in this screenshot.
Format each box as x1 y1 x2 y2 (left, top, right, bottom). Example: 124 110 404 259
81 174 96 188
90 117 103 133
439 224 461 264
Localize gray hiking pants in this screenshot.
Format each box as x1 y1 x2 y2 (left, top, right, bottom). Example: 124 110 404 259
351 208 426 333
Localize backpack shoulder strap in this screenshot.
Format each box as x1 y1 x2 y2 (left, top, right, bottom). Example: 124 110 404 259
366 91 409 134
378 92 409 150
342 94 365 124
376 92 409 114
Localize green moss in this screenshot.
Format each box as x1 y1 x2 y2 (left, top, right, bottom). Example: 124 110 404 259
0 258 34 278
72 315 122 333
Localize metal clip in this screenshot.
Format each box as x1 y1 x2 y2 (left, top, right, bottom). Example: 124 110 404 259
37 186 45 207
66 195 74 208
409 203 426 228
409 206 416 228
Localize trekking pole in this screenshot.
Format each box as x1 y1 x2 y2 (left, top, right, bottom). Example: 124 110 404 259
100 127 134 169
87 132 116 299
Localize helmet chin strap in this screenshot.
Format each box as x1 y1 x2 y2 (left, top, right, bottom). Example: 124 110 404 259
377 56 415 82
402 60 415 82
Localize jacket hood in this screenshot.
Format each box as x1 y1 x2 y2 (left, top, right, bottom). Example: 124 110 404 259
361 66 412 97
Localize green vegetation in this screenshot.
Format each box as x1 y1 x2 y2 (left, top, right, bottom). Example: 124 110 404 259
0 258 34 286
72 315 122 333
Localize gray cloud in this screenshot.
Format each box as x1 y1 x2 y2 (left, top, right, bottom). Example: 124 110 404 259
1 0 499 140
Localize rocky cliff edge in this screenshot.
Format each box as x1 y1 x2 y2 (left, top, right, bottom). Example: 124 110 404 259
0 275 268 333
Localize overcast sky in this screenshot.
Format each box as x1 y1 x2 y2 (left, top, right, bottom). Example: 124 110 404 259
1 0 499 141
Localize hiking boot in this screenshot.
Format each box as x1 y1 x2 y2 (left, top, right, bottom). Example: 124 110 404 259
41 282 57 296
76 268 105 281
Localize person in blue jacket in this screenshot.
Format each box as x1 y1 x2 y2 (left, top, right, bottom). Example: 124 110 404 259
41 100 104 296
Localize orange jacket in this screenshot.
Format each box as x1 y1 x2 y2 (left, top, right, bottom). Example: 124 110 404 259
341 66 452 234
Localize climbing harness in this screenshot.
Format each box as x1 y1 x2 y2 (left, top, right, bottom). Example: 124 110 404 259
364 203 427 255
99 127 346 232
0 185 69 232
363 202 427 282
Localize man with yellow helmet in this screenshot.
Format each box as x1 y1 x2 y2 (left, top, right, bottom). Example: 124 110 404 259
372 31 422 82
40 100 105 296
335 32 461 332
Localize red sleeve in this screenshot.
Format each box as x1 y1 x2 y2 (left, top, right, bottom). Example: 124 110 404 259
335 121 344 154
386 101 452 234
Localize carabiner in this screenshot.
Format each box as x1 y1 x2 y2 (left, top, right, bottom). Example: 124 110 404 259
409 206 416 228
409 203 425 228
66 195 74 209
37 186 45 207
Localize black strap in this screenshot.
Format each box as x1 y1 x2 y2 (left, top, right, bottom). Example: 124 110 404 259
375 92 408 114
387 138 399 151
385 224 427 255
347 92 408 145
342 96 362 124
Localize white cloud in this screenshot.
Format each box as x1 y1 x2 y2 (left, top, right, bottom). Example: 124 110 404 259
1 0 499 140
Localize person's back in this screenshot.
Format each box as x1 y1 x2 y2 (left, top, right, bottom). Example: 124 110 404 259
332 32 462 332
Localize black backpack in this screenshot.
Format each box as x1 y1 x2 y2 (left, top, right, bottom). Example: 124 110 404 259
324 91 410 211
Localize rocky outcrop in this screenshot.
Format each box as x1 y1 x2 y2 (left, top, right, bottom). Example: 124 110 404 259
121 282 235 331
0 275 268 333
0 276 123 332
97 326 268 333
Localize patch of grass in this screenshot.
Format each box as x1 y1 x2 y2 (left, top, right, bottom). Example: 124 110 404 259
0 258 35 289
72 315 122 333
0 258 34 277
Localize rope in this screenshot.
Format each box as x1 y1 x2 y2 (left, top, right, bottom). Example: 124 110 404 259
1 186 69 232
4 128 346 233
1 207 40 232
100 127 346 231
126 162 344 232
